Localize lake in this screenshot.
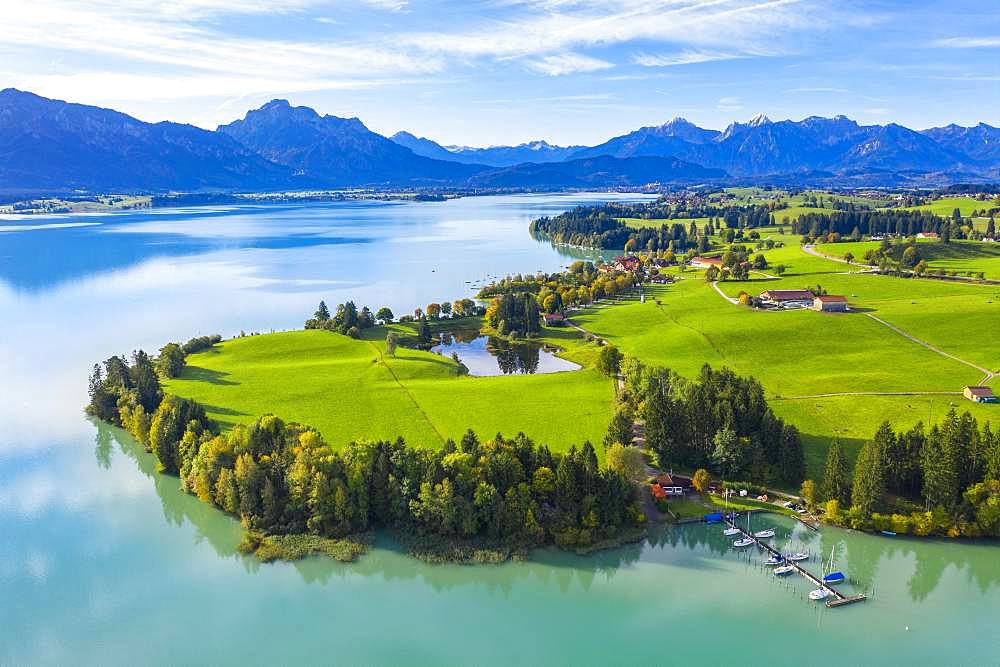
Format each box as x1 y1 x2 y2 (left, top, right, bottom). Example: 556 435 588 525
1 193 999 664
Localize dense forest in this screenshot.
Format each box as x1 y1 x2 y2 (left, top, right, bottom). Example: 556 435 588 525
813 411 1000 537
86 345 643 561
613 358 806 487
528 200 774 251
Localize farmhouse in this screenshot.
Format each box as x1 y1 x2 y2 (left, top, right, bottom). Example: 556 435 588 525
813 295 849 312
654 473 688 496
964 386 998 403
615 255 641 272
690 256 723 269
760 289 815 308
916 232 939 239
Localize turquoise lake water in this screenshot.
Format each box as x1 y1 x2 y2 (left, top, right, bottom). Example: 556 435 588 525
1 193 998 664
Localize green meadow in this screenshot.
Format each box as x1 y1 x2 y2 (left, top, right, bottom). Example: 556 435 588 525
574 251 999 476
165 326 617 454
902 195 995 217
620 216 709 230
816 239 1000 280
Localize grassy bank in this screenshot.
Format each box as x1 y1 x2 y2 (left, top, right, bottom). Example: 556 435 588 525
165 324 617 453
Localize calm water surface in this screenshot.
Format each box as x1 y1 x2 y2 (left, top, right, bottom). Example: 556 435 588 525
432 332 580 376
1 194 999 664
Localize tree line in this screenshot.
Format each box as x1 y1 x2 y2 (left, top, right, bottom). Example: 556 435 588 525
808 410 1000 537
528 201 776 252
86 349 643 555
609 358 805 487
793 209 986 242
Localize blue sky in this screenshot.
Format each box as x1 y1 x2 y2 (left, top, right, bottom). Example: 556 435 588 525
2 0 998 146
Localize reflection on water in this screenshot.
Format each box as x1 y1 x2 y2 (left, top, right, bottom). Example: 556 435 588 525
432 332 581 376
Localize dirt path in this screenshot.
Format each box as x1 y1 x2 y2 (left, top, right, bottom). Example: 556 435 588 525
710 280 739 304
776 390 961 400
865 313 995 385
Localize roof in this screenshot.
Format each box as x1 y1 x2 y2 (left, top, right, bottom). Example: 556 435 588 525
815 295 848 302
543 313 564 321
692 256 723 266
917 231 939 237
965 386 995 397
655 473 674 486
761 289 815 301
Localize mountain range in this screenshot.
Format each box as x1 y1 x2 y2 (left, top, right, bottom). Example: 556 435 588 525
1 88 998 195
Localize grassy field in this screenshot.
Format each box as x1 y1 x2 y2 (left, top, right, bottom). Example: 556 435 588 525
814 239 1000 280
575 257 1000 476
165 326 617 453
619 216 709 230
901 196 996 218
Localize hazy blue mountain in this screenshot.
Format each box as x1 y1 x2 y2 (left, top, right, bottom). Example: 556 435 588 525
922 123 1000 163
0 88 291 193
570 117 720 163
218 100 484 186
466 155 725 188
391 131 580 167
835 123 963 172
572 113 977 176
2 89 998 193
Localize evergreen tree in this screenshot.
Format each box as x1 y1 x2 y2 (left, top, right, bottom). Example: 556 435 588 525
314 300 330 321
603 408 634 449
851 439 885 520
922 425 958 508
821 439 851 506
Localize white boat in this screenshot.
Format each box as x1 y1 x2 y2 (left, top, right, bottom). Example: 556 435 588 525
753 529 776 539
774 564 795 576
733 537 754 548
721 490 741 536
808 587 831 601
764 555 783 566
787 552 809 562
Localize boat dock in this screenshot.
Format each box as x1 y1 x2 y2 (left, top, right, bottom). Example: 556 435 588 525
724 514 867 609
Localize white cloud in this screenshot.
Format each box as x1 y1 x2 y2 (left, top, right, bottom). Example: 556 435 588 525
632 50 749 67
785 86 849 93
716 96 743 112
526 53 615 76
933 36 1000 48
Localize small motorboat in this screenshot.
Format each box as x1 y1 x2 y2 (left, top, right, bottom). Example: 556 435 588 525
773 565 795 577
753 529 776 539
808 587 831 601
723 527 741 536
787 552 809 562
880 530 897 537
764 555 784 566
823 571 846 584
733 537 754 548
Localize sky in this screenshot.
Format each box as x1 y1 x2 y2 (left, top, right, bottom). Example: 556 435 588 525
2 0 999 146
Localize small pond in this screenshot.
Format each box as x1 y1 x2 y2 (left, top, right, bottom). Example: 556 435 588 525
431 331 581 376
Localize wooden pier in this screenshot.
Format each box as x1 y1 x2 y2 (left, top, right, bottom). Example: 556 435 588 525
723 514 867 609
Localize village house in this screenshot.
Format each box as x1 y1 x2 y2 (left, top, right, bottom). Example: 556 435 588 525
542 312 565 327
759 289 815 309
813 295 849 312
654 473 688 496
614 255 641 272
964 386 998 403
916 232 939 239
690 256 724 270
